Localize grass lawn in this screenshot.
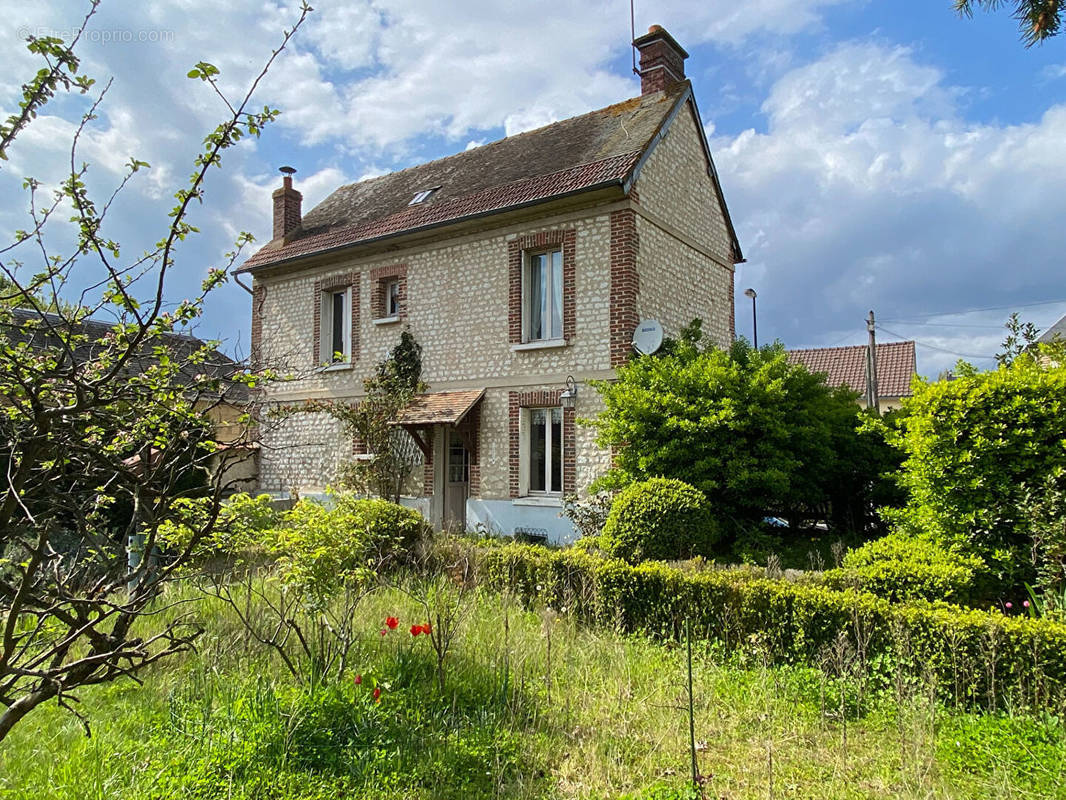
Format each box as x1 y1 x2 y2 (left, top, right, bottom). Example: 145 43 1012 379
1 584 1063 799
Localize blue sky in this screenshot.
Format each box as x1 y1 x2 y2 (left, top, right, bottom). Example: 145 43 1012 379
2 0 1065 376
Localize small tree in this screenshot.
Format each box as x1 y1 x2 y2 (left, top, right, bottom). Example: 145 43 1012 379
315 329 426 502
996 312 1041 367
0 4 310 741
588 322 893 535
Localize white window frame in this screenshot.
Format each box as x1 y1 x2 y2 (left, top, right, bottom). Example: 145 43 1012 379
519 406 563 497
319 286 351 364
521 247 564 344
384 278 400 318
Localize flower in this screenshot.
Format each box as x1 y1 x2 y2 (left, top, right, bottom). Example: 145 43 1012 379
380 629 388 636
354 674 362 685
385 616 399 629
421 623 432 634
1024 600 1031 608
373 687 382 703
1006 602 1013 609
410 624 422 636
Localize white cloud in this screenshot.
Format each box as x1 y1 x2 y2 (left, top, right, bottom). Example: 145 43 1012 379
715 41 1066 376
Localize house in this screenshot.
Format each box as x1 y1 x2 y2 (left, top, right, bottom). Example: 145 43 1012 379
0 308 258 493
787 341 917 412
1038 314 1066 346
238 26 742 540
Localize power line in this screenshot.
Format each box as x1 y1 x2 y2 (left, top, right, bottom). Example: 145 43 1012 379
877 325 996 360
878 321 1006 330
882 297 1066 323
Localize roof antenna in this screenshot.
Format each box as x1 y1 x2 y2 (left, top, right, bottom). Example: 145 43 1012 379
630 0 639 76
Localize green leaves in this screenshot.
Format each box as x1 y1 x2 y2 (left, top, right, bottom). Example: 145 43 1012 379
186 62 221 81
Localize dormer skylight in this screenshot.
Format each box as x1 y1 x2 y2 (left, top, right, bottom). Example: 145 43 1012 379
409 186 440 205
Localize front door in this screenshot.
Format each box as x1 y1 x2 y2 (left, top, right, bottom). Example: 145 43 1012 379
444 431 469 530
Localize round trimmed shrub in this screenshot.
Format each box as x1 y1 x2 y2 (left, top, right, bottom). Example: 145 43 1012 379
823 532 988 604
600 477 718 564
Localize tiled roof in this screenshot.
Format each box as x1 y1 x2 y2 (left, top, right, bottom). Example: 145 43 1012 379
1039 314 1066 344
392 389 485 427
239 81 740 271
787 341 917 398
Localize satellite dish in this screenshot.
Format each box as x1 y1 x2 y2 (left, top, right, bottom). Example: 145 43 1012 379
632 319 664 355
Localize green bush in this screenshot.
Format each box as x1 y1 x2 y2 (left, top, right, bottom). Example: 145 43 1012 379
158 492 282 555
472 540 1066 710
588 325 901 535
823 532 988 604
888 354 1066 584
600 478 717 563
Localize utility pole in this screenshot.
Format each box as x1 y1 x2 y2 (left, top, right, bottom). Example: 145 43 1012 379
866 310 880 414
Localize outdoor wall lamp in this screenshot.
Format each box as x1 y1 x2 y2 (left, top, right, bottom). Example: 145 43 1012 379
560 375 578 409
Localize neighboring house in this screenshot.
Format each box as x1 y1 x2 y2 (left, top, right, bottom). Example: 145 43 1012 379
787 341 917 412
1 308 258 493
238 26 742 540
1038 314 1066 345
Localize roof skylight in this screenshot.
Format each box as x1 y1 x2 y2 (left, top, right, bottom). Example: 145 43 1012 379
409 187 440 205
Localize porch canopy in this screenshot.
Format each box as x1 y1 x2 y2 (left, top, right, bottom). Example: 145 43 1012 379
389 388 484 457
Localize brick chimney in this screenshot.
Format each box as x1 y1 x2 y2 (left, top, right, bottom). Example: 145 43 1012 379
633 25 688 96
272 166 302 243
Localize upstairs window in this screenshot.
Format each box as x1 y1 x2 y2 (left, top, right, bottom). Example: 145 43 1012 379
523 248 563 342
384 278 400 318
320 287 351 363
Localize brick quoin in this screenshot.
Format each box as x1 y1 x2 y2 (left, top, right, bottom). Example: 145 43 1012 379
312 272 360 365
250 283 266 368
508 389 575 499
609 209 639 367
369 263 408 320
508 229 576 345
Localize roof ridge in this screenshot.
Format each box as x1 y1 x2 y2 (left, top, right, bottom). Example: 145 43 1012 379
787 340 914 353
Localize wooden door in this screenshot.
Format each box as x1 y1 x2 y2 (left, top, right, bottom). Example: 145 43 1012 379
444 430 469 530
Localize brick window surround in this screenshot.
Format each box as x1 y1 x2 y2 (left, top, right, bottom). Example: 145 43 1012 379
508 230 576 345
312 272 359 365
508 389 576 499
609 209 639 367
370 263 407 320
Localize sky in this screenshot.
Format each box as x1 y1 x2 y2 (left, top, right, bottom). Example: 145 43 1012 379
1 0 1065 377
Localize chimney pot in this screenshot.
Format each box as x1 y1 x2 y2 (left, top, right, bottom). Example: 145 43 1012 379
272 167 302 243
633 25 688 96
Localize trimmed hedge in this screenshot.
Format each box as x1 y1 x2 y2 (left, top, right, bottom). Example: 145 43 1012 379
460 541 1066 710
823 532 990 604
601 478 717 563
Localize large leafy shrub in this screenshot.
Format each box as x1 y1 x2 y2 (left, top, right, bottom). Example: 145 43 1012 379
588 323 901 536
887 352 1066 584
601 478 716 563
823 532 988 604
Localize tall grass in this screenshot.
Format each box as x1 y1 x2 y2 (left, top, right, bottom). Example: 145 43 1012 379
0 578 1063 799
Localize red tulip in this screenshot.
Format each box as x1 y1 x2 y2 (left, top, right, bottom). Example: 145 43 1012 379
379 629 387 636
354 674 362 685
385 616 399 630
421 623 432 634
410 624 422 636
373 687 382 703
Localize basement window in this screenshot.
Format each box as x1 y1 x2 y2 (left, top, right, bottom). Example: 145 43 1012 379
408 187 440 205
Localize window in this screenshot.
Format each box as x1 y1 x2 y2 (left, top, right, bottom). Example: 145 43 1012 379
523 248 563 342
384 278 400 318
320 287 351 363
525 407 562 494
409 187 440 205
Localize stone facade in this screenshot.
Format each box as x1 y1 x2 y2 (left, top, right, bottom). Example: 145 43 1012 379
253 95 736 540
